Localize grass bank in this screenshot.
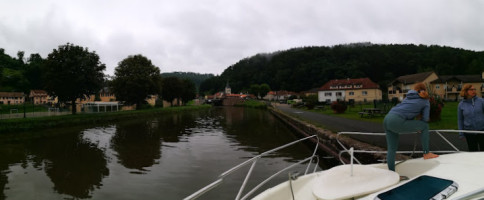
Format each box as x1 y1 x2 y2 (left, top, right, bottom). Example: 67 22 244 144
306 101 459 130
0 104 211 134
0 103 48 114
235 100 268 109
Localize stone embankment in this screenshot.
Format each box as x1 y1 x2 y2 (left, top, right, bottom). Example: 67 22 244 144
269 107 410 164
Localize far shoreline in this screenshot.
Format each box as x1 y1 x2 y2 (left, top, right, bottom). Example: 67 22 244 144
0 105 212 134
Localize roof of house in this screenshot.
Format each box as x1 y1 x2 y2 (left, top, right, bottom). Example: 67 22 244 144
319 78 380 91
267 90 297 96
431 75 483 83
0 92 25 97
392 71 435 85
225 94 243 98
30 90 48 96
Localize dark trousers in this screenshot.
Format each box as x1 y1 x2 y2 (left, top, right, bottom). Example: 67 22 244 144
464 133 484 151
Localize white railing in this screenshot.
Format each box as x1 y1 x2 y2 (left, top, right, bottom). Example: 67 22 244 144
452 187 484 200
336 130 484 165
185 130 484 200
183 134 320 200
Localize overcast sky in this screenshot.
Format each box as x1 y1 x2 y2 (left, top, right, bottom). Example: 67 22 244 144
1 0 483 76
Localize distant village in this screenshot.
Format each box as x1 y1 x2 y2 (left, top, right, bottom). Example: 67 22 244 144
206 71 484 105
1 71 483 112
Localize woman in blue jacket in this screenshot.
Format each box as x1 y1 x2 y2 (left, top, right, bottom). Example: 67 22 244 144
457 84 484 151
383 82 439 172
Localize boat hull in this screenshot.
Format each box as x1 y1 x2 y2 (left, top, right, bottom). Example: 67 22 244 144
253 152 484 200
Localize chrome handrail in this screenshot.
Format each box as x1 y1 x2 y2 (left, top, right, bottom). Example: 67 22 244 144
183 134 320 200
336 130 484 165
240 155 318 200
452 187 484 200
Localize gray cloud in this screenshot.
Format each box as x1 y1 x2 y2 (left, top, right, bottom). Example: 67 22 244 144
1 0 483 76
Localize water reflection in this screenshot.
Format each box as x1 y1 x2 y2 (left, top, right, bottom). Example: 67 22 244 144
111 121 161 172
0 128 110 200
0 107 325 200
216 107 309 161
29 134 109 198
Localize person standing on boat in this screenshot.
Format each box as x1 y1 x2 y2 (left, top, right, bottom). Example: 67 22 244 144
457 84 484 151
383 82 439 171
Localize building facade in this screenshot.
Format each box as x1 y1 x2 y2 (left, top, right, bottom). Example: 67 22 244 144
388 71 484 101
387 71 439 101
318 78 382 103
0 92 25 105
430 73 484 101
29 90 57 105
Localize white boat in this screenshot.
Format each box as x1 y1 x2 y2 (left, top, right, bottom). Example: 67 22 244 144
184 130 484 200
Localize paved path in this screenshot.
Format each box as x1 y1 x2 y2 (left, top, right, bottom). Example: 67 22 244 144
274 103 468 152
275 104 384 133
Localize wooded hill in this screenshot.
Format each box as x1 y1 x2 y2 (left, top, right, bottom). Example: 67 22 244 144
199 43 484 97
161 72 214 93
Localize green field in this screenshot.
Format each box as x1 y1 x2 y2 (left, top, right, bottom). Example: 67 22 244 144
308 101 459 130
0 103 48 114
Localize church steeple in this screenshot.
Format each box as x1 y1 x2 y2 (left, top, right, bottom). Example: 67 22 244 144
225 81 231 95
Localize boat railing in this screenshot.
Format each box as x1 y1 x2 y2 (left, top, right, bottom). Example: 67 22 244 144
336 130 483 165
452 187 484 200
183 134 320 200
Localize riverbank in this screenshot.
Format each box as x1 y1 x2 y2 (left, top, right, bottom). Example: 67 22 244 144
268 105 396 164
234 99 268 109
271 103 468 162
0 105 211 134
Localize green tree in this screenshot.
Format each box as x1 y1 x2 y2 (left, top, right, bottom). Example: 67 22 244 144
17 51 25 64
180 79 196 105
259 83 271 99
249 84 261 98
161 72 213 94
43 43 106 114
161 77 182 106
111 55 162 109
24 53 45 90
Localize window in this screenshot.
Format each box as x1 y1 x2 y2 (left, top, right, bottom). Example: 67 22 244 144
362 91 368 96
435 84 440 89
324 92 332 97
349 92 354 96
336 92 342 97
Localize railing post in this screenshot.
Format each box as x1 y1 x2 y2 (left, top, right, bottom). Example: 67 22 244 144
235 159 258 200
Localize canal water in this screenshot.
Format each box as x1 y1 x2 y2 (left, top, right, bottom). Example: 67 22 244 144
0 107 328 200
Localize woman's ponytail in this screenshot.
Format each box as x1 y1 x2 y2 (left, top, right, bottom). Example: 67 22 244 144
418 90 429 99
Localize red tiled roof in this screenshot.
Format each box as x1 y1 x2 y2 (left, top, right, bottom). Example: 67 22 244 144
0 92 24 97
30 90 47 94
226 94 243 97
30 90 48 96
319 78 380 91
268 90 297 95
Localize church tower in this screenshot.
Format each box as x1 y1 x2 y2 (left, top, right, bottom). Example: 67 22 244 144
225 82 231 95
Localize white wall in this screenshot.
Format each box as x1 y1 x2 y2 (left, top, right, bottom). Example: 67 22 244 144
318 90 345 102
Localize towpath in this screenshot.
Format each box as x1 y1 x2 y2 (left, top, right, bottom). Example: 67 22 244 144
274 103 469 152
275 103 383 133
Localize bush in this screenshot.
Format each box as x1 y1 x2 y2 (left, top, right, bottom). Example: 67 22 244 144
429 96 444 122
302 95 318 110
330 101 347 114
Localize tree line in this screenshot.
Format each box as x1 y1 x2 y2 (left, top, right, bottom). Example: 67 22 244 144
199 43 484 99
0 43 198 114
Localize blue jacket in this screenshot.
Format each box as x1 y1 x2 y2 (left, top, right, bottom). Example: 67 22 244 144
388 90 430 121
458 96 484 134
